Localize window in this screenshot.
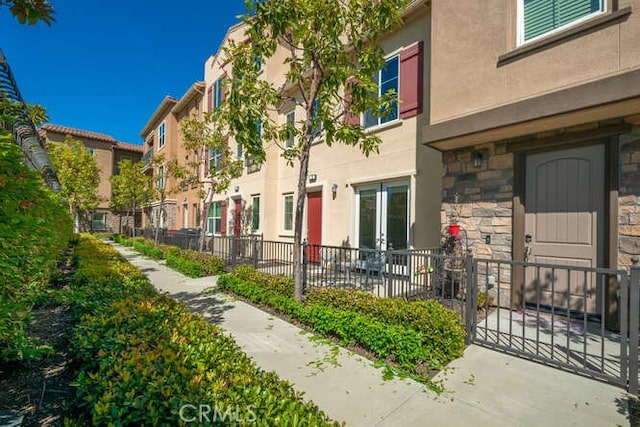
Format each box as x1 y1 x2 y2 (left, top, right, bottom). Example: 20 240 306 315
157 165 165 190
312 99 322 138
251 195 260 231
518 0 605 45
283 194 293 232
237 142 243 158
209 78 223 111
92 212 106 231
207 201 222 234
286 110 295 148
158 122 166 149
364 55 399 129
87 147 95 156
208 148 223 174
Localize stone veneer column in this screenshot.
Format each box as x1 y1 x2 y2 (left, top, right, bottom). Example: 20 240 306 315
619 130 640 267
441 142 514 303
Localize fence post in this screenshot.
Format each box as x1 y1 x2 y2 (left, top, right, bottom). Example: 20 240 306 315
231 236 238 268
302 240 308 293
252 236 258 269
464 249 477 346
629 257 639 395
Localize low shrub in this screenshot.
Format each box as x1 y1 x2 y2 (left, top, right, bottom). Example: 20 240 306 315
114 236 225 277
67 235 337 425
306 287 466 363
217 267 466 380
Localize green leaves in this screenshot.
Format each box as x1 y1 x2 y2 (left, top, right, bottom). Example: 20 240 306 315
3 0 56 26
67 236 339 426
0 133 72 363
47 135 101 216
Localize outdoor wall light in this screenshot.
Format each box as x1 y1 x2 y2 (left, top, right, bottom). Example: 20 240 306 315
472 150 484 168
309 174 317 182
234 185 240 192
331 183 338 198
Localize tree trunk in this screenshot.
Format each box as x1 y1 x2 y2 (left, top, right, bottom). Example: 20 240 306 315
293 136 313 301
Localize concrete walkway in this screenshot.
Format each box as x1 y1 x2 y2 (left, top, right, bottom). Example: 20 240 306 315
110 242 637 427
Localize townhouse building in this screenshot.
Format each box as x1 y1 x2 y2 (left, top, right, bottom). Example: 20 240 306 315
140 82 205 231
203 3 442 254
40 123 143 232
424 0 640 323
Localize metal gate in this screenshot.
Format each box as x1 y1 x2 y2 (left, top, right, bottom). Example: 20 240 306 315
466 258 639 395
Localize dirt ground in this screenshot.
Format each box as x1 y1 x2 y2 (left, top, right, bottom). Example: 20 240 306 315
0 304 75 427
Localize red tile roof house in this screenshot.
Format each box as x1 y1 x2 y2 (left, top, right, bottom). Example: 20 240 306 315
40 123 143 233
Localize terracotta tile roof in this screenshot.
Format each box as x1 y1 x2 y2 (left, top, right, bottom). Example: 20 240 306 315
41 123 117 143
115 142 144 153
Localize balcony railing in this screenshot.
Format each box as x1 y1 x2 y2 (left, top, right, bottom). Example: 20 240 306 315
141 149 154 164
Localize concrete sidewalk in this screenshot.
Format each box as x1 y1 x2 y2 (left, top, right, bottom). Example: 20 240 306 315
110 242 636 426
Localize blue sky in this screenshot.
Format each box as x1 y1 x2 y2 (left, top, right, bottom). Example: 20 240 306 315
1 1 246 144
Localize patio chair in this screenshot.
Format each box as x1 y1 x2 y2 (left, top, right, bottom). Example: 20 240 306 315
364 250 386 286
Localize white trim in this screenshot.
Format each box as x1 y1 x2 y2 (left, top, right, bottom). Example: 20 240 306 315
347 170 416 187
516 0 606 46
363 53 401 129
158 121 166 150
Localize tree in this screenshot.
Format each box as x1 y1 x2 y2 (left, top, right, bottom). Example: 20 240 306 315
47 135 100 232
110 158 154 236
219 0 409 301
1 0 55 25
177 114 243 250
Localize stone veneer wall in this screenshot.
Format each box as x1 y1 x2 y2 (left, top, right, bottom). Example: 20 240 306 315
618 130 640 267
441 141 514 301
441 141 514 260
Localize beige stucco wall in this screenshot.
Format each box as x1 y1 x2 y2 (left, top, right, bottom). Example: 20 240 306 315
430 0 640 124
214 9 441 249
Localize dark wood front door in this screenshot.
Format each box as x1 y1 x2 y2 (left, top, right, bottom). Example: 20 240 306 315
524 145 605 313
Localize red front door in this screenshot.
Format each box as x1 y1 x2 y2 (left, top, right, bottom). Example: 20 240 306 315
234 199 242 237
307 192 322 263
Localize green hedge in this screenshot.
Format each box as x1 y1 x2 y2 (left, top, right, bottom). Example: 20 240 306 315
113 235 225 277
0 135 72 362
67 235 337 426
217 266 466 380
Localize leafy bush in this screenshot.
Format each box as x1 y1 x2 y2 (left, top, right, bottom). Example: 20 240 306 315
218 267 466 380
305 287 466 363
67 235 337 425
0 135 72 362
114 236 225 277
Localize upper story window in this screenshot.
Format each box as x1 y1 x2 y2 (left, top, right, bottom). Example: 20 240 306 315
208 147 223 174
364 55 399 129
87 147 95 156
158 122 166 149
285 110 295 148
518 0 605 45
209 78 223 112
237 142 243 158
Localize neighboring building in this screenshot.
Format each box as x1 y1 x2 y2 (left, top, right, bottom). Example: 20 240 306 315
424 0 640 322
40 123 143 232
203 3 442 252
139 82 205 231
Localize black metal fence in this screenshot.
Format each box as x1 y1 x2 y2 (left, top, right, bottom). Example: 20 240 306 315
128 228 639 394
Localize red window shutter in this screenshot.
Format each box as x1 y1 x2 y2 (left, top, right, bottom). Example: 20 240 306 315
207 86 213 112
399 41 424 119
344 77 360 126
220 200 227 236
204 148 209 176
